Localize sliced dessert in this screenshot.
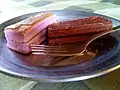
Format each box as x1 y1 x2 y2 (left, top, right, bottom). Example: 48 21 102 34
47 16 113 45
4 12 56 53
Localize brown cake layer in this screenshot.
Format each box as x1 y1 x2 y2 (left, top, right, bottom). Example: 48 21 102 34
48 35 91 45
48 33 110 45
48 16 112 38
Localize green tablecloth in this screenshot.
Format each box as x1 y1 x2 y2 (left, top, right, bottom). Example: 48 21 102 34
0 0 120 90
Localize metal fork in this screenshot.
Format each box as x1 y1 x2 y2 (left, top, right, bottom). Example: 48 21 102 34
31 26 120 56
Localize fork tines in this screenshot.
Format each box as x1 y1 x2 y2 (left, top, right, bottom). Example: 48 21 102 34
31 44 69 56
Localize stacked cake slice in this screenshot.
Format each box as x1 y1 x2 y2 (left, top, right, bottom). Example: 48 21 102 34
4 12 56 53
47 16 113 45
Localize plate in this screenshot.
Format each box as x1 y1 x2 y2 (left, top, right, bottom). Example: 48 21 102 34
0 10 120 82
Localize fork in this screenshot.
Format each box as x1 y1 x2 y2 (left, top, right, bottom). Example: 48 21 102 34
31 26 120 56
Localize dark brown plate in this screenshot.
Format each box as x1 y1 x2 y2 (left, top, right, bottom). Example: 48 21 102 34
0 10 120 82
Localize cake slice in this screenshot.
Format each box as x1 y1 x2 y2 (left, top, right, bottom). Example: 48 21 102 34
47 16 113 45
48 16 112 37
4 12 56 53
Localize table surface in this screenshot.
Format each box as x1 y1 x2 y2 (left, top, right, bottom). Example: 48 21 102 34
1 0 120 90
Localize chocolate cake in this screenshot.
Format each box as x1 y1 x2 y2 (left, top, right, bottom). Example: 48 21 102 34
47 16 113 45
